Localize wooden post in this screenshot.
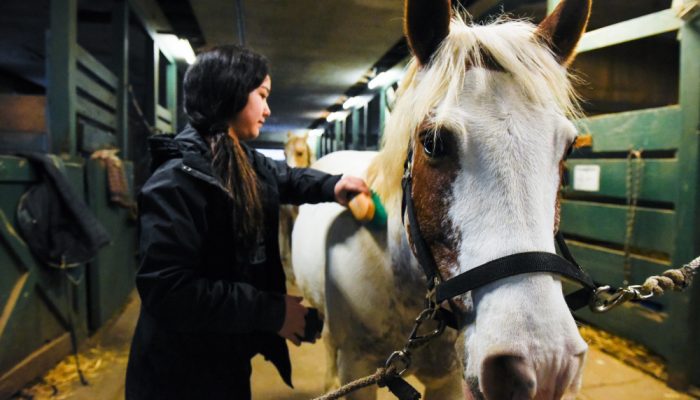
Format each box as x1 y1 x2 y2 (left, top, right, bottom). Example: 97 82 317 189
112 0 130 158
166 61 178 133
47 0 77 155
350 108 360 150
362 104 369 149
667 18 700 390
378 88 388 148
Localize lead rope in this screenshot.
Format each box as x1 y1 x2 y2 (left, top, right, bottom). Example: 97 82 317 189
311 289 445 400
312 366 401 400
591 255 699 312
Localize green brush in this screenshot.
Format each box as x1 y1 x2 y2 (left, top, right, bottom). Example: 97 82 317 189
348 190 387 229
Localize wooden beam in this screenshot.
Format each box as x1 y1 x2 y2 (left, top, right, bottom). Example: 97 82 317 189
76 95 117 130
577 9 682 53
560 200 676 254
76 45 118 90
75 70 117 110
577 106 683 152
0 333 72 399
563 159 679 203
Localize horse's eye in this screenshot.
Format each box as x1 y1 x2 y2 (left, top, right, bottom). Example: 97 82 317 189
422 132 446 158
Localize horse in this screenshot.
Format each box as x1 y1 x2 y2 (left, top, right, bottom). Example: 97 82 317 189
292 0 592 398
280 132 313 283
284 131 313 168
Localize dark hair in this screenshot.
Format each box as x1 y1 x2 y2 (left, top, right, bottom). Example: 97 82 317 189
183 45 268 249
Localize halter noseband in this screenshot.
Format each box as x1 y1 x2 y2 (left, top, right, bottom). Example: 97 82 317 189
400 140 598 327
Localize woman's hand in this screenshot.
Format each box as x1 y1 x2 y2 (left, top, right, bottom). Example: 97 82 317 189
277 295 308 346
334 176 370 206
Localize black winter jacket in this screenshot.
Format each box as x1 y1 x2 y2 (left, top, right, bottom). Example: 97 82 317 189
125 126 340 399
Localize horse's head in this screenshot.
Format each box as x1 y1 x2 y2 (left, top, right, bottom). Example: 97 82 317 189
392 0 591 398
284 131 312 167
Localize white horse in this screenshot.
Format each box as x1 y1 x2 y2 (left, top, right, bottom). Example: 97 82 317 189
293 0 592 398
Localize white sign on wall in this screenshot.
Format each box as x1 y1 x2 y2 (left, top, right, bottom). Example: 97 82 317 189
573 165 601 192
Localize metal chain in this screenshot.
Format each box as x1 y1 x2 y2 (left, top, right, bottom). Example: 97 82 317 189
312 284 446 400
127 84 164 136
623 149 644 285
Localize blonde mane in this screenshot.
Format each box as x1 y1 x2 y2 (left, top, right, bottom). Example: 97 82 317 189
367 15 581 210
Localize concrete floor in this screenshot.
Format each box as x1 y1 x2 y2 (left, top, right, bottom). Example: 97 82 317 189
14 291 698 400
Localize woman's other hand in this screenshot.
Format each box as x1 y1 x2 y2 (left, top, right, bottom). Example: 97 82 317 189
277 295 308 346
334 176 370 206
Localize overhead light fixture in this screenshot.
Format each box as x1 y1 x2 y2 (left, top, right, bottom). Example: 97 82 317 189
342 95 374 110
157 34 196 64
308 128 325 138
326 111 350 122
342 96 362 110
368 70 402 89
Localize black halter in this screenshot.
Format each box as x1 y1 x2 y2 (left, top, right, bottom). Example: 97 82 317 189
400 143 598 327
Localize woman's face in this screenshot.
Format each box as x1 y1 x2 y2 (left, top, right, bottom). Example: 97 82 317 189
229 75 272 141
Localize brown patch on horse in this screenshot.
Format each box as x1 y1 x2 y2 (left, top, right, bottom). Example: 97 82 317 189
404 0 452 66
536 0 592 66
409 126 461 279
554 140 574 233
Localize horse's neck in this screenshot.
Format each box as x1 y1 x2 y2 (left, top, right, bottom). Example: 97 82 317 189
385 203 428 294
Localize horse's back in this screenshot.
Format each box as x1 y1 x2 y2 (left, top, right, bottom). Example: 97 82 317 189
292 150 378 311
309 150 378 175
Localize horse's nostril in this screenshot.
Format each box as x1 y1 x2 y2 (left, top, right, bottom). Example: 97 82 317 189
481 355 536 400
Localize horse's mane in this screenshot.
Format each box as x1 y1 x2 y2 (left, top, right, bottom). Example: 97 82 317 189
367 14 582 209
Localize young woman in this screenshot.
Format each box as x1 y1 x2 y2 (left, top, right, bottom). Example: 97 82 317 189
125 45 368 399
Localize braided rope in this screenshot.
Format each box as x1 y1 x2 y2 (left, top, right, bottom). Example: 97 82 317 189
312 367 397 400
641 255 700 296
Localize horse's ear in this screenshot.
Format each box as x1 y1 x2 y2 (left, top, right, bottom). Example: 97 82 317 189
404 0 452 66
287 131 293 139
302 131 309 139
536 0 592 65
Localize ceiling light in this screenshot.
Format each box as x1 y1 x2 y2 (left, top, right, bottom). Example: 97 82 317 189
368 70 402 89
157 34 196 64
342 96 361 109
326 111 350 122
308 129 325 138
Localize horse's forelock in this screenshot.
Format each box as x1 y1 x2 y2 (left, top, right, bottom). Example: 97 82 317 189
368 14 580 204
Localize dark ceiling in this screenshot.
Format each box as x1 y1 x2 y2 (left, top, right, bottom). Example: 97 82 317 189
0 0 668 146
154 0 506 144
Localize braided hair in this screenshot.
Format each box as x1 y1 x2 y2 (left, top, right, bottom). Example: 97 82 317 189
183 45 268 249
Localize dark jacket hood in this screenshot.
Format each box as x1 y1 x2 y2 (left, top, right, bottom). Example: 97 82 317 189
148 125 213 176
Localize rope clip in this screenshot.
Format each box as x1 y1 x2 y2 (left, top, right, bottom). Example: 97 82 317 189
385 350 411 376
408 308 446 348
589 285 653 313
